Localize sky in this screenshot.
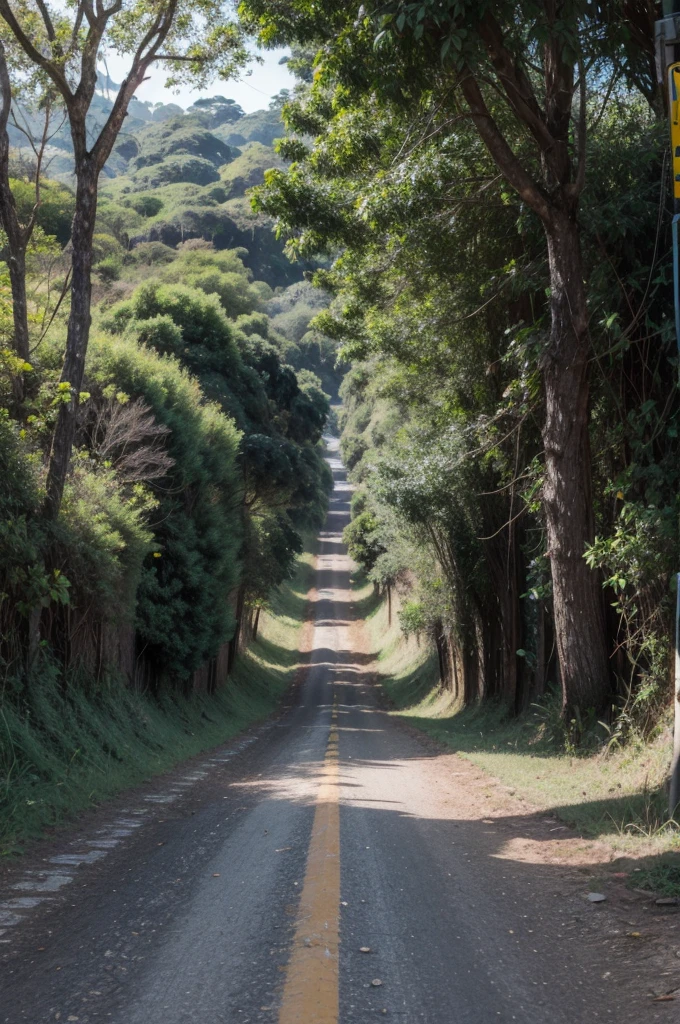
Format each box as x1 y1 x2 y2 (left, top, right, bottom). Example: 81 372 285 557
104 44 296 114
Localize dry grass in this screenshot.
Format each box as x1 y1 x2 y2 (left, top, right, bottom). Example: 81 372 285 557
356 574 679 860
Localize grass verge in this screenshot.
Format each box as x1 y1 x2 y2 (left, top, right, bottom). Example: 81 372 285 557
0 541 316 856
353 571 680 872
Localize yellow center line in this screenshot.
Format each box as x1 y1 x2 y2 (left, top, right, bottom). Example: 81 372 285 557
278 698 341 1024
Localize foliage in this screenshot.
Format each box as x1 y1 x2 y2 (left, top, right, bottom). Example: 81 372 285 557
239 1 679 735
220 141 285 197
130 154 222 189
0 537 313 851
130 116 232 172
0 78 336 839
9 177 75 245
85 331 242 678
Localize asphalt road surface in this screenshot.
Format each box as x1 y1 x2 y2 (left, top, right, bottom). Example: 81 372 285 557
0 440 667 1023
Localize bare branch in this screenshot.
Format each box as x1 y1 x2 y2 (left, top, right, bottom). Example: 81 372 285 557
69 4 85 56
34 265 72 350
91 0 178 170
86 398 174 484
458 68 553 225
569 58 587 198
26 98 53 235
34 0 56 42
0 1 72 99
477 12 555 155
587 67 620 137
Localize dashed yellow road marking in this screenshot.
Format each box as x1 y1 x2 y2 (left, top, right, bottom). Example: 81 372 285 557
278 698 340 1024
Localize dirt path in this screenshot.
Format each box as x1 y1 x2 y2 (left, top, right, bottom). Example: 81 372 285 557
0 437 678 1022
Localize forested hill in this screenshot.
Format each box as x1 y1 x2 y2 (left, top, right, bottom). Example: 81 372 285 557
1 77 343 836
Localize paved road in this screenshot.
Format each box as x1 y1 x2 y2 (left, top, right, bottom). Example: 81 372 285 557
0 442 660 1022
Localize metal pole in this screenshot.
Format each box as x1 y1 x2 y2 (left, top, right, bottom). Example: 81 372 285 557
670 574 680 819
655 4 680 818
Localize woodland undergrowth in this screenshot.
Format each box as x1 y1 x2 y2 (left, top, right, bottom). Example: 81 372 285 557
0 543 316 856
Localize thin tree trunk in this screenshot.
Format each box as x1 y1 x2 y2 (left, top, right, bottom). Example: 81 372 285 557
44 166 97 518
252 605 261 642
6 245 29 363
434 620 449 688
532 601 546 703
4 239 30 408
0 45 30 395
542 212 610 717
450 638 460 700
228 582 247 668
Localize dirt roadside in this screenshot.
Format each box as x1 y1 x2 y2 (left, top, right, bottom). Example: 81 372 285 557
345 612 680 1009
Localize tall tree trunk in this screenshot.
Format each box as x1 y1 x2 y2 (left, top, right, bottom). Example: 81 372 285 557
3 239 30 407
0 132 30 401
228 581 247 670
6 244 29 363
542 211 610 717
0 40 29 394
434 621 450 689
44 167 97 519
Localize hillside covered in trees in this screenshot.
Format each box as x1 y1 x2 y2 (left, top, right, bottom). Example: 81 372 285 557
1 0 680 842
0 49 342 837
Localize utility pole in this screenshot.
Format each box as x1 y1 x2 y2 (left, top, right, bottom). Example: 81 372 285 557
656 0 680 819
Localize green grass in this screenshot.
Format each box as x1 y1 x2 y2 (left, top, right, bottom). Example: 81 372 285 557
0 541 316 855
631 859 680 897
358 576 679 859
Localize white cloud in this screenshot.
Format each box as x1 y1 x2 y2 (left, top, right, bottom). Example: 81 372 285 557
102 45 295 114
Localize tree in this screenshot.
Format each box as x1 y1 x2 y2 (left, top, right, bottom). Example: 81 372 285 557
240 0 649 716
0 57 58 389
188 95 245 126
0 0 247 516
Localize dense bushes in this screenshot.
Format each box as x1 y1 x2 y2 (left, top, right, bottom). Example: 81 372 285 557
1 239 331 696
130 155 222 189
129 116 231 171
86 332 243 678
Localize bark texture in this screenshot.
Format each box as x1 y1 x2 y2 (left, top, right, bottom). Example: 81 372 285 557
456 7 612 718
541 212 610 715
0 41 30 389
4 241 29 368
44 167 98 518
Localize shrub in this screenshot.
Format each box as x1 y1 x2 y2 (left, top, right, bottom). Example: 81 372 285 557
130 195 164 217
96 254 123 283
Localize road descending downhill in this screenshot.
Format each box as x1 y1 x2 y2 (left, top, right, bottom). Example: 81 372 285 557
0 438 669 1023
